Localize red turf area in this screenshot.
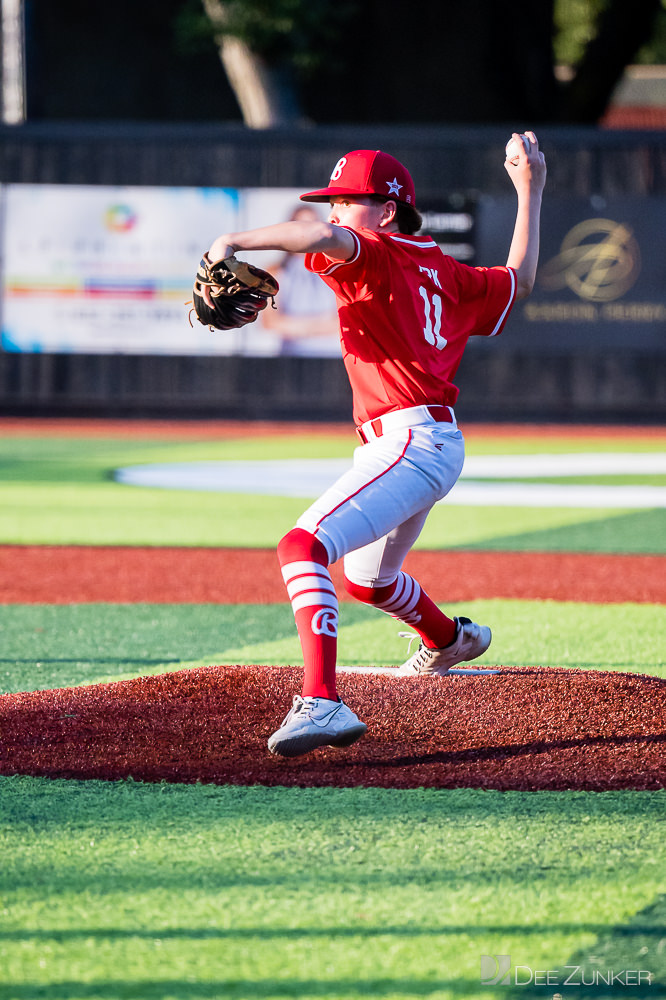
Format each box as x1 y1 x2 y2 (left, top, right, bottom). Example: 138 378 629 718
2 418 664 790
2 544 665 790
2 545 665 604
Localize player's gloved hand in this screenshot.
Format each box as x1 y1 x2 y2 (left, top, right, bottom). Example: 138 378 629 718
189 254 279 331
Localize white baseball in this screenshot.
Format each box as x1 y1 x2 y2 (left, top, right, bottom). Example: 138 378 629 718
505 134 530 164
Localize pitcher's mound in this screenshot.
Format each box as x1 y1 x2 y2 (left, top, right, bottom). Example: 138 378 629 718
1 665 664 791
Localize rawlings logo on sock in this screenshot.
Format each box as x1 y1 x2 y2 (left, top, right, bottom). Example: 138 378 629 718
311 608 338 637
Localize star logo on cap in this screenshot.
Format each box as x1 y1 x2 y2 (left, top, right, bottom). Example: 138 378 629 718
386 177 403 196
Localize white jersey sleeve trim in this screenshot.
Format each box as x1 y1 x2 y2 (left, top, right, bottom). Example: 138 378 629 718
390 235 439 248
488 267 517 337
316 228 362 275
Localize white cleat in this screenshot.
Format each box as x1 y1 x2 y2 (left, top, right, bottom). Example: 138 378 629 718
396 617 492 676
268 695 367 758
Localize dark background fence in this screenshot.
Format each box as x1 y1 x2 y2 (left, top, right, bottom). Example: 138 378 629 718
1 122 665 423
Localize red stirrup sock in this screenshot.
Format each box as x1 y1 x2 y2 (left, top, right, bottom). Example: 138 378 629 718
344 570 457 649
277 528 338 701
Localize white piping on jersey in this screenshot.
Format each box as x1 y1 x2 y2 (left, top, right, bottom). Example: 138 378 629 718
389 235 439 248
316 230 438 274
316 228 361 275
315 231 516 339
488 267 517 337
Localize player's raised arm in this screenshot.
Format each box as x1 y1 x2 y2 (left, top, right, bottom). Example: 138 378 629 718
504 130 547 300
208 219 356 263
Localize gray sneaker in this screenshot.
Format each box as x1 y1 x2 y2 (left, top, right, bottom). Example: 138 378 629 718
396 617 492 676
268 695 367 758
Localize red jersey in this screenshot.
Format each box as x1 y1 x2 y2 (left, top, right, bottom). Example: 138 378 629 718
305 227 516 426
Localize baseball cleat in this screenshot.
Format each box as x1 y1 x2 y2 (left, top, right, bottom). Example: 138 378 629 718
396 617 492 676
268 695 367 758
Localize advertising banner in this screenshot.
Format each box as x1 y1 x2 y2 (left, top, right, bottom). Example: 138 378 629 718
3 186 664 357
228 189 339 358
1 184 239 354
475 195 666 352
0 184 338 356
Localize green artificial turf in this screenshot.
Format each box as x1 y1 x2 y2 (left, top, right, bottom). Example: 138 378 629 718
0 431 664 550
1 778 665 1000
415 505 666 553
1 599 664 696
1 424 665 1000
1 478 663 550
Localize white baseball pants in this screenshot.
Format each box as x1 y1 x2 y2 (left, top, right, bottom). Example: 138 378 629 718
296 414 465 586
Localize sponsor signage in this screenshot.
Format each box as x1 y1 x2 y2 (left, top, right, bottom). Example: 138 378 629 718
476 196 666 351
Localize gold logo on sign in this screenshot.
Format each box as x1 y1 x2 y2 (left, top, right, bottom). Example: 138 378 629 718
539 218 641 302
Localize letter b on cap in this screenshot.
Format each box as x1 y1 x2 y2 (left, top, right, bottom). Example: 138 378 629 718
330 157 347 181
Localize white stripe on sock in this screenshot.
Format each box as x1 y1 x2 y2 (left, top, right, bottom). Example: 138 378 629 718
286 573 337 602
281 560 324 583
291 590 339 615
282 560 338 616
376 572 422 625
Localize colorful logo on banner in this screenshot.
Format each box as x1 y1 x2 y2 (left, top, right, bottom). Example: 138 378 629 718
539 217 641 302
104 203 137 233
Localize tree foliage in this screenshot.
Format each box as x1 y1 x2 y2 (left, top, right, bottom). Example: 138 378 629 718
554 0 666 64
189 0 666 126
204 0 356 74
180 0 355 76
555 0 664 120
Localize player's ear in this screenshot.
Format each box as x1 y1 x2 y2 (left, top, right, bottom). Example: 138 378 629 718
379 200 397 227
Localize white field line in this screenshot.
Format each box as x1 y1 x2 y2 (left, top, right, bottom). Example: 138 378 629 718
114 453 666 508
336 665 501 677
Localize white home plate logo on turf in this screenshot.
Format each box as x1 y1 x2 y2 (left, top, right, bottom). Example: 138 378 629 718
114 453 666 507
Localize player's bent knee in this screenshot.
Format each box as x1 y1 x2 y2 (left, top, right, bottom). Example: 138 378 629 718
343 575 396 605
277 527 330 568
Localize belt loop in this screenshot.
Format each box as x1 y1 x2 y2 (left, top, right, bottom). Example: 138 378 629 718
356 403 454 444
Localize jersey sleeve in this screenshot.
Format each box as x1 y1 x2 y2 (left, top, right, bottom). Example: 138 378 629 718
456 264 517 338
304 228 379 294
305 232 517 337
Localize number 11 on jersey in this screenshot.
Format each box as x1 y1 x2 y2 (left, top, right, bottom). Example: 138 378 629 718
419 286 447 350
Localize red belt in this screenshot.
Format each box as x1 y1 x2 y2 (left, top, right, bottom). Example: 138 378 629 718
356 405 454 444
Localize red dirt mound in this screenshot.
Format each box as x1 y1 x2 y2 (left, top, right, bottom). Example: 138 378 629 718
1 665 664 791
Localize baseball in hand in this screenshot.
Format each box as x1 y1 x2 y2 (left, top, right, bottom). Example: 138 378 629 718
505 134 531 164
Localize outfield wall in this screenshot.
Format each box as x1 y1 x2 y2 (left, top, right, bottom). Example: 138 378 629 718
0 122 665 423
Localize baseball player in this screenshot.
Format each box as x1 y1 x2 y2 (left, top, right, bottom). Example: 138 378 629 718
208 134 546 758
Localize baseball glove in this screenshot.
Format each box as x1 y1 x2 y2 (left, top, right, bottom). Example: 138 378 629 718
190 253 279 331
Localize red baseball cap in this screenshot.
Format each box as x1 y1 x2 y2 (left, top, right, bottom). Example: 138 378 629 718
300 149 416 207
